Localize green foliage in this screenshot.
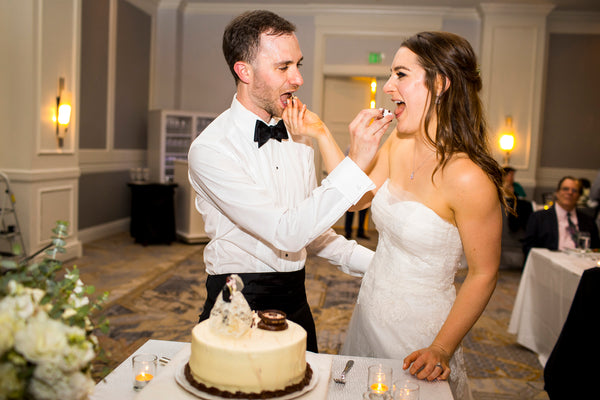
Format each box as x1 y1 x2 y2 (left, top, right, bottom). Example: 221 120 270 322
0 221 110 399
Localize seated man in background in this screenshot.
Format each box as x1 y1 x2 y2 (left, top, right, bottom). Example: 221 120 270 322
522 176 600 258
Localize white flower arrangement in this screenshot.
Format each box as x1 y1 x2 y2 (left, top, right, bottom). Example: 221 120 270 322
0 222 108 400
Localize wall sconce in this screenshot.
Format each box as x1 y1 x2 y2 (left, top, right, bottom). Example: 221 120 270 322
369 77 377 109
499 116 515 166
55 77 71 148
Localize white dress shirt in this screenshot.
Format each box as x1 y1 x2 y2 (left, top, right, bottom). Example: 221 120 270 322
188 95 375 275
555 203 578 250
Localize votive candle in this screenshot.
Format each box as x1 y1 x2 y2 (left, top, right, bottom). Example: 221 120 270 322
132 354 157 391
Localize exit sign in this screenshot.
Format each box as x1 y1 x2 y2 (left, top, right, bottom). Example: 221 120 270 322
368 52 383 64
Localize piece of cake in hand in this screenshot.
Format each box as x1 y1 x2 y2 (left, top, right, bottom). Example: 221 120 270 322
186 274 312 399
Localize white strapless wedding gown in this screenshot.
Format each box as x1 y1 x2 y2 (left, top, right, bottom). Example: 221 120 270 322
342 180 471 400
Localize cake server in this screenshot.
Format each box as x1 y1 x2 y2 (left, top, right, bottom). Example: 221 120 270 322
333 359 354 384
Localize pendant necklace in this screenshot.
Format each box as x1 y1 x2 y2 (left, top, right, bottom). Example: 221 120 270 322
410 145 434 181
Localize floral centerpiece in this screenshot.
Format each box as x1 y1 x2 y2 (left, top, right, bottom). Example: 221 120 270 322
0 221 108 400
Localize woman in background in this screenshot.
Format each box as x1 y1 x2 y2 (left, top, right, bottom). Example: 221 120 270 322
284 31 508 399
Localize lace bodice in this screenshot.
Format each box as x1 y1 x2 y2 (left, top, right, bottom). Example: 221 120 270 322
370 179 463 291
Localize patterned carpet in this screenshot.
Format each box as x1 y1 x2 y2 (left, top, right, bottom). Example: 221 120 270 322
68 230 549 399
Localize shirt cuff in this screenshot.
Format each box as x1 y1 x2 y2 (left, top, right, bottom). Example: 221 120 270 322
323 157 375 205
339 244 374 277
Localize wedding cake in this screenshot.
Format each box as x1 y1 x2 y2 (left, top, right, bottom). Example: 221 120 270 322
185 275 312 398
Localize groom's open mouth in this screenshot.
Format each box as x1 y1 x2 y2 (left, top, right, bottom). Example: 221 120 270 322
281 92 295 107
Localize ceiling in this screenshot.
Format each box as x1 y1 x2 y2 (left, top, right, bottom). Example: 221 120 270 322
187 0 600 14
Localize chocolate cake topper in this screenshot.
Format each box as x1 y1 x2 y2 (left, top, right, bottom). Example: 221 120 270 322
257 310 288 331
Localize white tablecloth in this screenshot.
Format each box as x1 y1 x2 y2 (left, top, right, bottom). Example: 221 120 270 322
91 339 454 400
508 248 600 366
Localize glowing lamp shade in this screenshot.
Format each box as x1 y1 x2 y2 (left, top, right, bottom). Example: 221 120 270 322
369 78 377 109
58 104 71 126
499 134 515 152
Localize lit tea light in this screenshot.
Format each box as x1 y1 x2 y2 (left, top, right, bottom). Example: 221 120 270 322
367 364 392 397
132 354 157 390
136 372 154 382
370 382 389 393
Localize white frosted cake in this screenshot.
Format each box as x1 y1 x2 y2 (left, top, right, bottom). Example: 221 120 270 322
185 275 311 398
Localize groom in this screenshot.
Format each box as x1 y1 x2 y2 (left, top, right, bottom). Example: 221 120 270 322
187 10 388 352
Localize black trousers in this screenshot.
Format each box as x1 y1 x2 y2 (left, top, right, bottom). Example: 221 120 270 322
198 268 318 353
345 208 368 237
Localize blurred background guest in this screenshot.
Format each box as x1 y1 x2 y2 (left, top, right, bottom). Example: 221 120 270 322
502 166 526 199
522 176 600 258
591 169 600 230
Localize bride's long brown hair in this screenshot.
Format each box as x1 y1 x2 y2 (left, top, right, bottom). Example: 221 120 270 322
402 31 511 211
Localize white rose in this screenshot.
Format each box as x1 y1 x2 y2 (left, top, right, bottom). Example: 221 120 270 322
0 362 26 399
14 312 67 365
7 279 21 295
73 279 84 294
0 294 33 321
28 287 46 304
59 326 95 372
68 292 89 309
30 363 94 400
0 310 16 356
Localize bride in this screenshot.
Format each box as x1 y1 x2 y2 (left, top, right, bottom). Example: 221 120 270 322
284 31 508 399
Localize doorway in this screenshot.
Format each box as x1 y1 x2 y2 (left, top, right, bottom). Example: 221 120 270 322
320 75 395 229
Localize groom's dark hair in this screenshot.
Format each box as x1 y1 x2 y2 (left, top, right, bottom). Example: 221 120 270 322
222 10 296 84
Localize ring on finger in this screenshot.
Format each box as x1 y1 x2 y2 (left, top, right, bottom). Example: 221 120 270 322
434 363 443 371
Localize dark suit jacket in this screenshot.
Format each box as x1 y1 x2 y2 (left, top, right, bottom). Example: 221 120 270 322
522 205 600 258
544 267 600 398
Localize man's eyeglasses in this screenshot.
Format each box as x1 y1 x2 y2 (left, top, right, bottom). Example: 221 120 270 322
559 187 579 193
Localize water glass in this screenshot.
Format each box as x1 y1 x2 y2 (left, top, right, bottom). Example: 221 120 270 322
132 353 157 390
368 364 393 396
394 380 420 400
577 231 591 253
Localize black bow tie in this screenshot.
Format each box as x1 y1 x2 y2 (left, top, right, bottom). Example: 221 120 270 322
254 120 288 148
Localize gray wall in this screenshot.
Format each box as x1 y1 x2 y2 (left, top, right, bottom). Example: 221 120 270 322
114 0 151 150
540 33 600 169
79 0 109 149
79 171 131 229
533 33 600 201
78 0 151 230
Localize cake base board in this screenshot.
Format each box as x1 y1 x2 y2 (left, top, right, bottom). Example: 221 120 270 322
174 358 319 400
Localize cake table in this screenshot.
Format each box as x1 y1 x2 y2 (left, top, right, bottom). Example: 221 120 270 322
90 339 454 400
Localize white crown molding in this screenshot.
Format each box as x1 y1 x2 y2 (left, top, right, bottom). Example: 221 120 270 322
79 149 147 173
184 2 476 18
2 167 80 183
478 2 555 16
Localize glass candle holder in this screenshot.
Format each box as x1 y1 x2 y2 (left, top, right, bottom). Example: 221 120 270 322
368 364 393 396
132 353 157 391
393 380 420 400
577 231 591 253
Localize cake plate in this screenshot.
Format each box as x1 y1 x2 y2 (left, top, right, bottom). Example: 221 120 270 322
174 359 319 400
